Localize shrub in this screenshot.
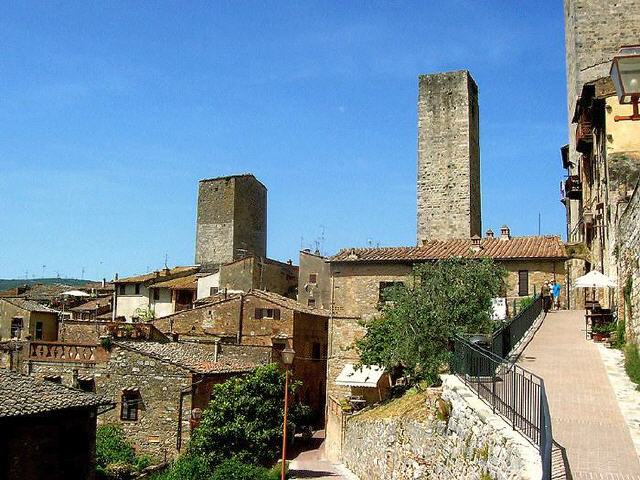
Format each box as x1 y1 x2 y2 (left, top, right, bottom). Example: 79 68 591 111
356 258 505 384
151 454 212 480
625 343 640 389
517 296 535 313
189 363 311 467
211 458 275 480
614 319 626 349
96 425 135 471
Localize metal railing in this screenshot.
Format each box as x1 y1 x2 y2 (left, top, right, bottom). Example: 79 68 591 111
452 337 552 479
492 295 543 359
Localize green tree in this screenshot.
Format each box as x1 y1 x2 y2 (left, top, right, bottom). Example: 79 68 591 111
189 363 312 467
356 258 505 384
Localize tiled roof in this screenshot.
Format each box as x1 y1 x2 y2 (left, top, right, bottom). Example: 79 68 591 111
70 297 112 313
1 297 59 314
114 340 261 374
248 290 330 317
329 236 567 263
0 369 113 418
116 266 199 285
150 274 198 290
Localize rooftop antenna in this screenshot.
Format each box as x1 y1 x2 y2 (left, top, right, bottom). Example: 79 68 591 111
81 267 85 280
367 238 373 248
300 235 304 250
42 265 46 278
164 253 169 269
538 212 541 235
25 270 28 280
319 224 326 255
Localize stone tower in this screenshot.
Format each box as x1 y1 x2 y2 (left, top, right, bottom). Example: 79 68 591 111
417 70 481 243
195 174 267 269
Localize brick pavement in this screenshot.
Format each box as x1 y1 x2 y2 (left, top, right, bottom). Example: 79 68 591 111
521 310 640 479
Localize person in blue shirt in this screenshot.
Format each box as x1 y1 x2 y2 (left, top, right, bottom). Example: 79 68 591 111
552 281 562 310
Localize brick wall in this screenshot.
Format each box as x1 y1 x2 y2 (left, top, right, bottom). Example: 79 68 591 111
417 71 481 243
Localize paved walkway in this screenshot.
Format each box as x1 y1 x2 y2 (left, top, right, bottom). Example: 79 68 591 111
289 431 358 480
520 310 640 479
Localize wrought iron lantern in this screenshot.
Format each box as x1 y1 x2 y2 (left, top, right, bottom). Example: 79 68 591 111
281 347 295 366
610 45 640 121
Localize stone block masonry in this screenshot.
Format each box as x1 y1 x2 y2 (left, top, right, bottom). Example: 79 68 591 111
417 70 481 243
340 375 541 480
618 183 640 343
195 174 267 269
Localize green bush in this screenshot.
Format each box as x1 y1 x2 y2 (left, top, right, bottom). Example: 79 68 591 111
625 343 640 389
517 296 535 313
150 454 212 480
189 363 311 467
211 458 275 480
96 425 136 471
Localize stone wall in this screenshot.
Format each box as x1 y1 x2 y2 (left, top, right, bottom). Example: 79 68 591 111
298 250 331 310
340 376 541 480
417 70 481 243
195 175 267 269
59 320 110 344
618 183 640 342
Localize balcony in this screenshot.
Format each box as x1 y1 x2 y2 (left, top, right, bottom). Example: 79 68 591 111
29 341 106 363
565 175 582 200
576 117 593 154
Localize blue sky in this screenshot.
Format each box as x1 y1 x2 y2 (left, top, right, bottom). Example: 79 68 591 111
0 1 568 280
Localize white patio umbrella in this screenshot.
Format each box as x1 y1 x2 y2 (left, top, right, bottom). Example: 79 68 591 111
61 290 90 297
573 270 617 289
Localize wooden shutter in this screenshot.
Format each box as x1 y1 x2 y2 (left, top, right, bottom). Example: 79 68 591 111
518 271 529 296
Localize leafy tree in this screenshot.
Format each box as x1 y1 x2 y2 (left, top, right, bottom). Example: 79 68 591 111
96 424 151 480
189 363 312 467
356 258 505 384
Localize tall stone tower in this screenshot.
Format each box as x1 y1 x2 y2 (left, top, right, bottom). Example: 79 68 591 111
195 174 267 269
417 70 481 243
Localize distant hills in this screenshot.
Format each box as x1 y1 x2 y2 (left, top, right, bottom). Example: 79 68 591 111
0 278 91 291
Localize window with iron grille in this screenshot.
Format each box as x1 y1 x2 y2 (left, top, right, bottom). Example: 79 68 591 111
120 391 140 421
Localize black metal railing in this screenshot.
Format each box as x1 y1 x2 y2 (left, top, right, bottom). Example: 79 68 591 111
452 338 552 479
492 295 543 359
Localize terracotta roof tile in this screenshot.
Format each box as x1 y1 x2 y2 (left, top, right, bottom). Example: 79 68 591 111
116 266 199 285
150 274 198 290
329 236 567 263
1 298 59 314
0 369 113 417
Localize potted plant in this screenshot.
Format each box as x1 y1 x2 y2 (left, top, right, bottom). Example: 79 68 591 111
592 322 615 342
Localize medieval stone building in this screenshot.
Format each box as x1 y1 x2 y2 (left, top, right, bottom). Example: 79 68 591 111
194 174 267 269
417 70 481 243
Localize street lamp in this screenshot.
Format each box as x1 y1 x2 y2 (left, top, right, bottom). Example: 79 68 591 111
280 347 295 480
610 45 640 121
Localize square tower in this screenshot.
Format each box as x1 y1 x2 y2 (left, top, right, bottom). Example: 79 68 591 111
195 174 267 269
417 70 481 243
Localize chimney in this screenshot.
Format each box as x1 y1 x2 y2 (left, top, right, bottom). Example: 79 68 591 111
163 267 171 276
500 225 511 241
421 239 428 246
471 235 482 252
287 259 293 265
115 273 119 281
485 229 494 239
213 339 220 363
102 278 106 288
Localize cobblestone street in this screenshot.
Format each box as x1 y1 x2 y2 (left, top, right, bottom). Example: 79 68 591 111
521 310 640 479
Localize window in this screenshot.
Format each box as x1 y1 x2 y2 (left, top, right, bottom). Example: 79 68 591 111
255 308 281 320
308 273 318 284
119 285 126 295
43 375 61 384
209 287 219 296
34 321 43 340
134 284 141 295
153 288 160 301
379 281 405 303
518 271 529 297
307 298 316 308
78 378 95 393
10 317 23 338
312 342 321 360
120 390 140 421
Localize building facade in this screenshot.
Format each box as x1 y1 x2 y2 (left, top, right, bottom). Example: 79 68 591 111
417 70 481 243
0 298 59 342
194 174 267 269
298 249 331 310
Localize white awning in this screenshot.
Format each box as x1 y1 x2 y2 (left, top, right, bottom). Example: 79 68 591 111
335 364 385 388
62 290 91 297
573 271 617 288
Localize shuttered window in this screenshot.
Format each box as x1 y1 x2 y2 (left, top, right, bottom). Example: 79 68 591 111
255 308 281 319
518 270 529 296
